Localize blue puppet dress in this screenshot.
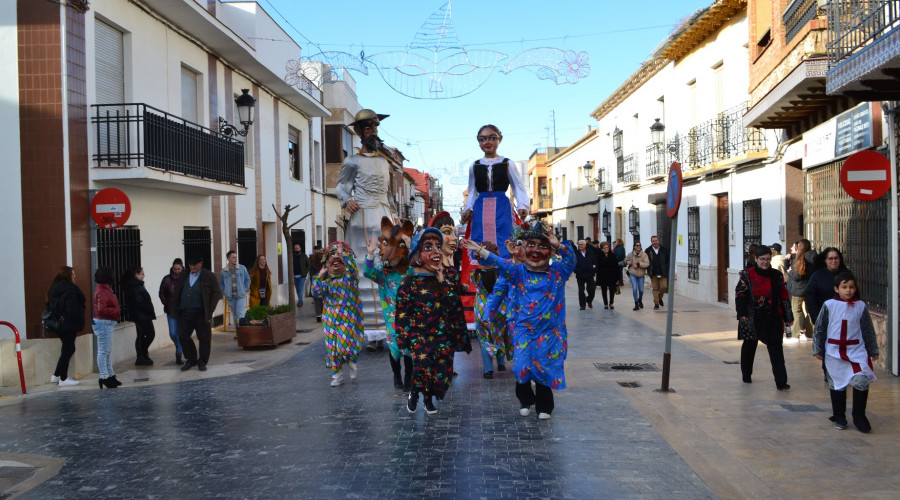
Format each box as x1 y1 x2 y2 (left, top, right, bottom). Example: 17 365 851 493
479 244 576 416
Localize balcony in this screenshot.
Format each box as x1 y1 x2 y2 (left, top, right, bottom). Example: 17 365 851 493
91 104 247 196
645 144 666 180
785 0 822 45
670 102 767 176
620 153 640 187
826 0 900 97
532 194 553 214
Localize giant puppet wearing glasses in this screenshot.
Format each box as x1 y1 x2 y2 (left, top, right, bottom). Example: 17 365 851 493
461 125 529 262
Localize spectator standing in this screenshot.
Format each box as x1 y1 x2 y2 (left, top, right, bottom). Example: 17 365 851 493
292 243 309 307
786 239 816 342
249 255 273 307
158 258 185 365
574 239 597 310
174 255 223 372
646 235 669 310
770 243 788 283
625 242 650 311
93 266 121 388
595 241 620 309
308 245 325 322
47 266 85 386
220 250 250 327
806 247 853 326
613 238 626 287
122 267 157 366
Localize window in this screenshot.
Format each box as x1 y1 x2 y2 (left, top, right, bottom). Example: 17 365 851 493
183 227 212 271
327 227 338 245
95 20 125 158
181 66 199 124
289 126 302 181
562 174 566 195
236 228 257 269
576 226 584 241
688 206 700 281
742 199 761 263
290 229 307 254
655 204 671 252
97 227 141 321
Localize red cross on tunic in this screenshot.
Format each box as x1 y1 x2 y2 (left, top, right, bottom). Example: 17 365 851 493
828 319 862 373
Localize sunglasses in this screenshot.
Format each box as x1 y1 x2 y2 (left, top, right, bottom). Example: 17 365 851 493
477 134 500 143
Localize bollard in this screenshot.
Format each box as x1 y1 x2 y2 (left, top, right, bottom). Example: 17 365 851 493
0 321 27 395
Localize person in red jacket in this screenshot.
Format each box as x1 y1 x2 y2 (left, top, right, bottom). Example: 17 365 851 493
93 266 121 389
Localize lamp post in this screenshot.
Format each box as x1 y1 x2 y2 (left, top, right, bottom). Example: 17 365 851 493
219 89 257 137
650 118 665 146
582 161 595 187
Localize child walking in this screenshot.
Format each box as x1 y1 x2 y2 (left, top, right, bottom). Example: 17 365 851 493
471 241 510 379
813 271 879 432
312 242 364 387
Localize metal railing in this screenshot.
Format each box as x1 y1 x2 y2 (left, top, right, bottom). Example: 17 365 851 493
667 102 766 172
784 0 822 44
621 153 640 185
92 103 245 187
645 144 666 179
537 194 552 209
827 0 900 68
594 169 612 193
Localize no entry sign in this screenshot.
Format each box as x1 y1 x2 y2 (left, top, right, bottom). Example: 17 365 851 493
840 150 891 201
666 162 683 218
91 188 131 228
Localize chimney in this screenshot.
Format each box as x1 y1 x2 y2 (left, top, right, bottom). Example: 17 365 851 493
586 125 592 134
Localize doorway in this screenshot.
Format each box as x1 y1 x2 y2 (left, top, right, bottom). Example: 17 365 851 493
716 194 729 303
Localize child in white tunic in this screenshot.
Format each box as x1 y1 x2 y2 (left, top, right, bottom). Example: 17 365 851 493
813 271 879 433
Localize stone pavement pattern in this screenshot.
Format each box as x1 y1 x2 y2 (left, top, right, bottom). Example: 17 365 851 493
0 281 899 499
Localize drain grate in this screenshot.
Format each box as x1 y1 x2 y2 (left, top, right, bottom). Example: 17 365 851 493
594 362 660 372
229 359 256 364
722 361 740 364
133 377 149 383
781 404 825 413
295 341 311 345
617 381 642 388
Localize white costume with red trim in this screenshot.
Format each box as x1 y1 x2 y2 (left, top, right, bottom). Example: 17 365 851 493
822 298 877 390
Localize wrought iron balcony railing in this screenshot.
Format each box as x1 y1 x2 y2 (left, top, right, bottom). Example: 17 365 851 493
595 169 612 193
92 103 245 187
666 102 766 172
621 153 640 185
827 0 900 69
784 0 822 44
645 144 666 179
537 194 552 210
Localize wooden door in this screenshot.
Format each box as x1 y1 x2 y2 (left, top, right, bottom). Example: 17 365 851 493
716 194 729 303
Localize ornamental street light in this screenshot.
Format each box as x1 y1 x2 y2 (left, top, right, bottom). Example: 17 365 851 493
218 89 257 137
650 118 665 146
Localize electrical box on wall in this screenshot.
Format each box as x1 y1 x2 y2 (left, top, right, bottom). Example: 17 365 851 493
729 232 736 246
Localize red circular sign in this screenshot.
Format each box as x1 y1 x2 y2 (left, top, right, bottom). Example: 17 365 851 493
91 188 131 229
840 150 891 201
666 162 683 218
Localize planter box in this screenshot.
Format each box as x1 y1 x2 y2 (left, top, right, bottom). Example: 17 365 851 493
235 311 296 348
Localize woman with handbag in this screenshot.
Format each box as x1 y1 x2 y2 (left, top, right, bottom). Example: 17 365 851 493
47 266 86 386
248 255 273 308
735 245 793 389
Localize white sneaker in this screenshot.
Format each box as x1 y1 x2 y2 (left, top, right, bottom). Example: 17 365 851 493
784 337 798 344
798 333 810 342
538 412 552 420
58 379 79 387
330 372 344 387
519 407 531 417
50 375 60 383
348 362 358 380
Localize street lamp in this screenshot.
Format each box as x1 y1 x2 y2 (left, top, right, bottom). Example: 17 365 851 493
218 89 257 137
582 161 594 186
650 118 665 146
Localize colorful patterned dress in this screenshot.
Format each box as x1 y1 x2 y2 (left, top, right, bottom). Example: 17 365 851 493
395 272 469 399
477 271 514 363
443 266 472 354
363 255 409 361
480 244 575 389
312 255 365 374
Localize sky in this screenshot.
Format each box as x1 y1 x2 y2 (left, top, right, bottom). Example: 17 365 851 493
255 0 712 213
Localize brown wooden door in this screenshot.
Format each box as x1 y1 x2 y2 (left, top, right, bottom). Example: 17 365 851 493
716 194 729 303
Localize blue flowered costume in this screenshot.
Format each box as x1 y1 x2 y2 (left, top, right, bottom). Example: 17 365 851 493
479 244 575 389
363 254 409 361
473 270 513 363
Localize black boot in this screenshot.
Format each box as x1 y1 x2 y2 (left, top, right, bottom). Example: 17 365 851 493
829 389 847 429
108 375 122 387
633 301 640 311
389 356 403 389
402 356 413 392
175 353 183 366
638 294 644 309
852 388 871 433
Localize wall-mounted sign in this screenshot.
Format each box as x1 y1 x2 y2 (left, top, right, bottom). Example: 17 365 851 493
803 103 875 169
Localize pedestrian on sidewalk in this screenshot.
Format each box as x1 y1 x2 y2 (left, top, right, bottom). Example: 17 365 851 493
574 239 597 310
312 242 364 387
248 255 272 308
363 217 414 391
397 228 470 415
647 235 669 310
47 266 86 387
220 250 250 328
122 267 156 366
735 245 793 390
595 241 620 310
472 240 506 379
292 243 309 307
625 241 649 311
308 245 325 322
812 271 879 433
613 238 626 287
806 247 854 328
173 255 222 372
462 221 575 420
93 266 121 389
158 258 185 365
786 239 815 342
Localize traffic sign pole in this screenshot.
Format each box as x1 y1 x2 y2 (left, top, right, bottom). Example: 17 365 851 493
660 162 682 393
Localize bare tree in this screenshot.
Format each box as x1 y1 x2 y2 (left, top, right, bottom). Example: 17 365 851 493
273 204 311 308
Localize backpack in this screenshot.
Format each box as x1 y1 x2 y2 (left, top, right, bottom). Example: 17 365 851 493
41 293 65 333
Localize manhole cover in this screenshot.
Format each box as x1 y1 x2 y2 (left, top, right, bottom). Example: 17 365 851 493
781 404 825 413
617 381 641 388
594 362 660 372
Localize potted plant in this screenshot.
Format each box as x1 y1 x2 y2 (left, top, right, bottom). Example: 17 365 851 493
235 304 296 348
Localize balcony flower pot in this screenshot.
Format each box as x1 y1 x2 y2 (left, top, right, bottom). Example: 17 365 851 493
235 305 296 348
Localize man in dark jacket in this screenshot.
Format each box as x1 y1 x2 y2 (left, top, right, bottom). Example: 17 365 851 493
574 239 597 310
308 244 325 322
292 243 310 307
647 235 669 310
172 255 222 372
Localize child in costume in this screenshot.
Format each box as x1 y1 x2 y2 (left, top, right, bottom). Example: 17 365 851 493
480 228 527 374
471 240 509 379
396 228 470 415
813 271 879 432
431 211 471 375
312 242 364 387
462 222 575 420
363 217 415 391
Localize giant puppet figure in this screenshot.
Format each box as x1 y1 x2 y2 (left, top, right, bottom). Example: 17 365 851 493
336 109 398 341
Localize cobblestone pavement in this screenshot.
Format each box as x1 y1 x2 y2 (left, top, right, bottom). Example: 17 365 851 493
2 280 900 499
